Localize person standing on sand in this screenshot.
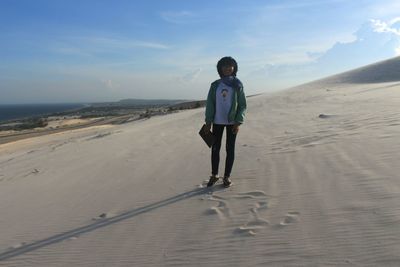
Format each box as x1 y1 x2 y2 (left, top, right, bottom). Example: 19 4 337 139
204 56 247 187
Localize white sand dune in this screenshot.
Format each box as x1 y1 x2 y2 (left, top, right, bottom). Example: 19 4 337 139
0 57 400 266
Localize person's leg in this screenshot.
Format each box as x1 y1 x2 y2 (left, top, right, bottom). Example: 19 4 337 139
224 125 237 178
211 124 225 176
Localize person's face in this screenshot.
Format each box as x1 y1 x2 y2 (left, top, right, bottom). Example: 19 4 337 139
222 65 234 76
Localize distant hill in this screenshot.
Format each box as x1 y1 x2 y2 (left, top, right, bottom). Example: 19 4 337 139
91 99 187 107
117 99 186 106
168 100 206 110
316 56 400 84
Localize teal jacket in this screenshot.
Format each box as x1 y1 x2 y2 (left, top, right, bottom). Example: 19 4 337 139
205 79 247 124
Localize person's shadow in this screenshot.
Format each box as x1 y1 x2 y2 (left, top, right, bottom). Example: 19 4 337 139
0 185 225 261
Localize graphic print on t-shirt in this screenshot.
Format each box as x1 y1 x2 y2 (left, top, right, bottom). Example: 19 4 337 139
221 88 228 101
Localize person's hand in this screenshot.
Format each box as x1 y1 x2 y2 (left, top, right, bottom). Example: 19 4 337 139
232 124 240 134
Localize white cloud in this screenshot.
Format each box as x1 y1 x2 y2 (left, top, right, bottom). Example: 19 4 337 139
79 37 170 50
160 11 195 24
51 36 169 58
179 68 202 82
390 17 400 25
127 40 169 50
370 18 400 35
245 17 400 89
396 47 400 56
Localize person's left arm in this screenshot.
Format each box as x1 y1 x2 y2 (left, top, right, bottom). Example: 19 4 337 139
233 87 247 133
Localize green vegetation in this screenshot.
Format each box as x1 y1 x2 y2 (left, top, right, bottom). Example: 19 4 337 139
0 118 48 131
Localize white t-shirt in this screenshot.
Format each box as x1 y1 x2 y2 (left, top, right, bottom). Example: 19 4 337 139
214 81 234 125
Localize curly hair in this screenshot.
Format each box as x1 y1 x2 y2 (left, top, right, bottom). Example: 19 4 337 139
217 56 238 77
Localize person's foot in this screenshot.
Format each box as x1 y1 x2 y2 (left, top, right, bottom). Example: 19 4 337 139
223 177 232 187
207 175 219 187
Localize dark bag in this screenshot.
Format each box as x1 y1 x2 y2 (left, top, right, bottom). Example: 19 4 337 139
199 124 215 148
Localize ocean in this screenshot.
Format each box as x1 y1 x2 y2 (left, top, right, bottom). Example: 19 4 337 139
0 104 86 123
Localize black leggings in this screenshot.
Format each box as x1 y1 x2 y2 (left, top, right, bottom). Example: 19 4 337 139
211 124 237 178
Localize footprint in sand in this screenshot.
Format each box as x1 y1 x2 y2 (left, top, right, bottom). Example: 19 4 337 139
255 201 268 210
235 190 268 198
235 200 270 236
204 190 271 236
278 212 300 226
203 195 231 220
235 217 270 236
234 226 257 236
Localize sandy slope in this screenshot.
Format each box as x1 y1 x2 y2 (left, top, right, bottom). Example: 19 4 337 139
1 62 400 266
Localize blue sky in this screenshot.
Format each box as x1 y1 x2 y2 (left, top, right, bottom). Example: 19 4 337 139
1 0 400 104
